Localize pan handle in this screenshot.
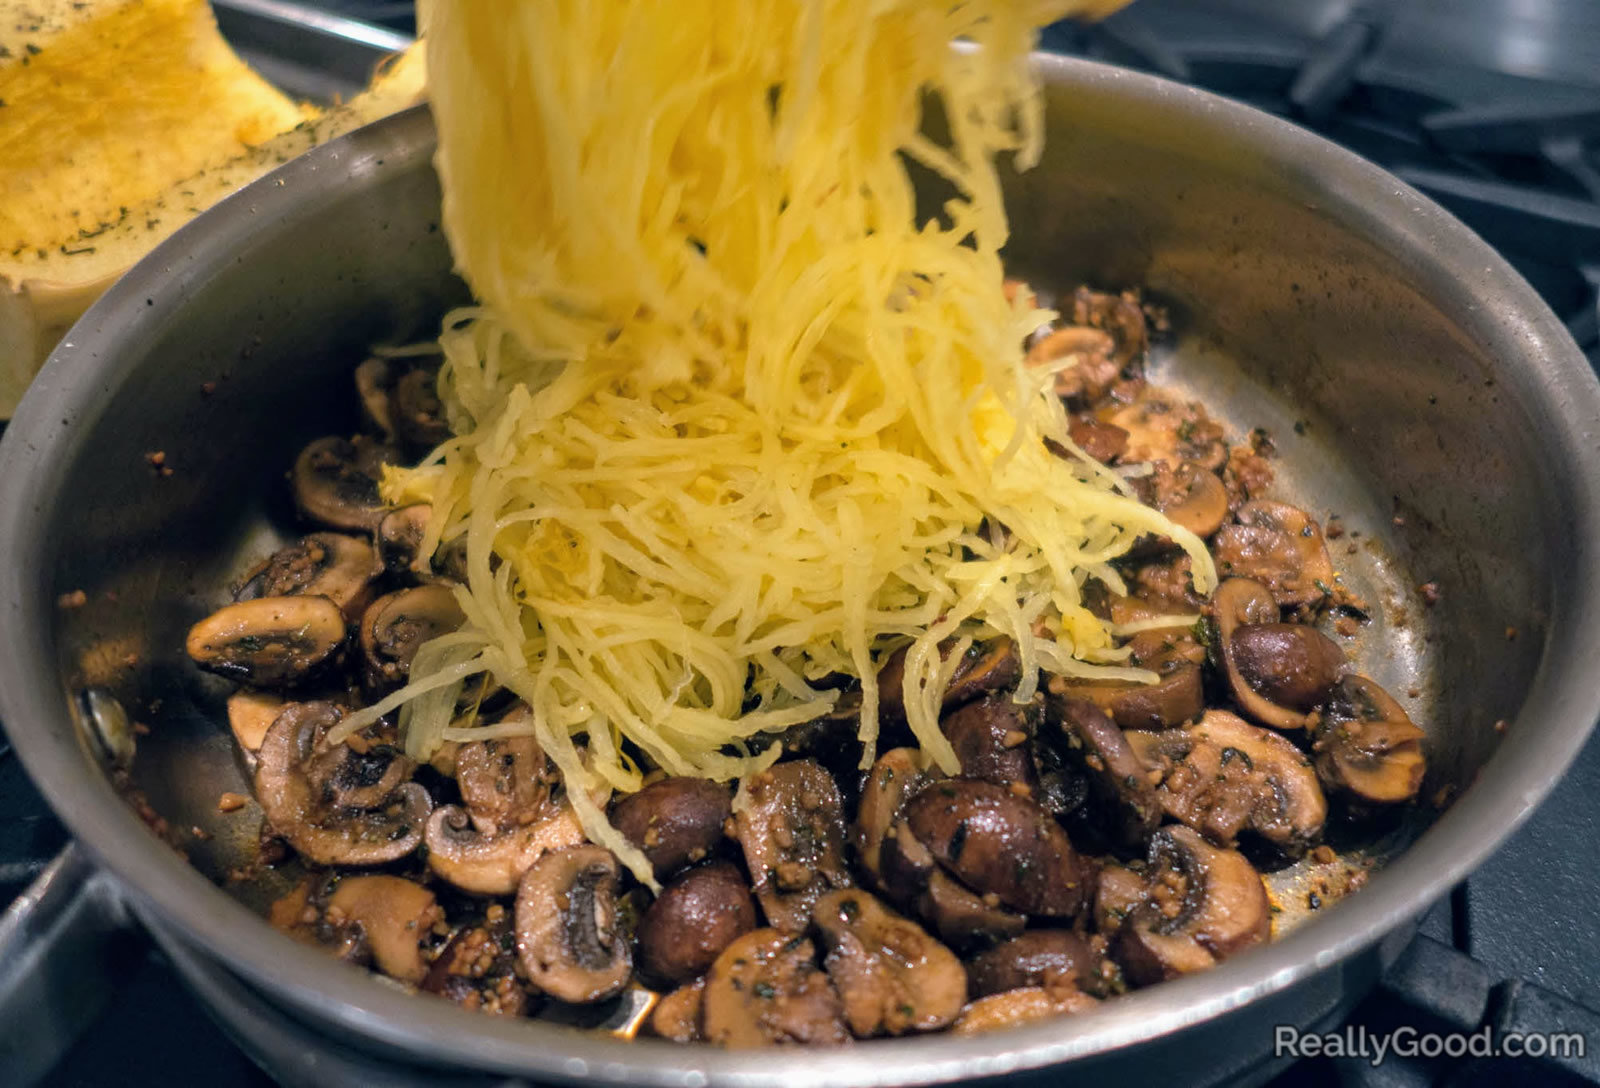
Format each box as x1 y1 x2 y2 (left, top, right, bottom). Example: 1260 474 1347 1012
0 844 141 1087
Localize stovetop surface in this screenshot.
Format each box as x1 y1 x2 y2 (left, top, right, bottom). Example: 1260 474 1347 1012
7 0 1600 1085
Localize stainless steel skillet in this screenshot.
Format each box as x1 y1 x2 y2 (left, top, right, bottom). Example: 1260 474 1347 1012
1 54 1598 1087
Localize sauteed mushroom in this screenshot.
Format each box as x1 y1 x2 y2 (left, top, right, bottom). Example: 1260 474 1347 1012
1215 577 1345 729
359 584 466 690
612 776 733 881
854 747 934 885
186 595 346 685
1028 325 1119 404
1126 710 1327 855
226 690 283 754
422 908 529 1016
1067 413 1129 463
811 888 967 1037
651 979 706 1043
235 532 379 622
1314 675 1427 803
902 779 1093 918
736 759 853 933
1149 461 1230 540
951 984 1099 1035
376 504 431 575
425 804 587 896
393 365 451 448
701 929 850 1048
1039 694 1161 850
1111 826 1271 985
354 356 399 438
323 875 442 985
1070 286 1148 371
636 861 757 988
966 930 1103 999
515 845 632 1004
254 702 430 866
291 435 397 532
1107 397 1228 474
877 638 1021 723
940 694 1042 793
1210 501 1337 609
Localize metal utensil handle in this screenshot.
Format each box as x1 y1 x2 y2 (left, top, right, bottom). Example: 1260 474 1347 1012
0 845 139 1087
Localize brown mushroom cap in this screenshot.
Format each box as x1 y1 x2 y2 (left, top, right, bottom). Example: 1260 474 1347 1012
951 984 1099 1036
611 776 733 881
810 888 967 1037
701 929 849 1048
650 979 706 1044
393 364 450 448
359 584 467 690
736 759 853 933
877 638 1021 723
902 779 1094 918
291 435 398 532
1113 826 1271 985
1211 501 1337 609
425 803 587 895
1313 675 1427 803
939 693 1042 793
1152 461 1230 539
965 930 1100 1000
635 861 757 988
515 845 633 1005
854 747 936 887
376 504 431 576
324 875 441 985
186 595 347 686
1126 710 1327 854
1215 577 1345 730
1039 693 1162 849
455 732 561 834
235 533 379 623
254 702 430 866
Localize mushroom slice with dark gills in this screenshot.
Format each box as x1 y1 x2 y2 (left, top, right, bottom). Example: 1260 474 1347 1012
424 725 585 894
423 906 529 1017
854 748 936 887
359 584 467 691
1313 675 1427 803
1105 395 1228 474
939 693 1042 794
376 504 431 575
1210 501 1337 610
736 759 853 933
876 637 1021 724
1038 694 1161 850
701 929 850 1048
1110 826 1271 985
1126 710 1327 856
254 701 431 866
810 889 967 1037
235 532 380 623
269 873 443 985
186 595 346 686
902 779 1094 918
515 845 633 1004
635 861 757 988
291 435 398 533
1215 577 1346 730
1147 460 1230 540
611 776 733 882
392 364 451 449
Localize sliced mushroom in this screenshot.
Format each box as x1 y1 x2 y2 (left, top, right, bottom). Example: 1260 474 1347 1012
422 910 530 1017
1105 396 1227 473
902 779 1093 918
186 595 346 686
701 929 850 1048
1126 709 1327 854
291 435 397 533
376 504 431 575
1092 862 1149 935
854 748 938 889
1150 460 1230 539
1127 553 1207 612
611 776 733 881
736 759 852 933
635 861 757 988
877 638 1021 723
393 365 451 448
254 701 431 866
1028 325 1120 404
455 732 561 834
302 727 414 811
425 803 587 895
811 889 967 1037
1070 286 1148 372
235 533 379 623
1215 577 1346 729
651 979 706 1044
324 875 441 986
515 845 632 1004
951 984 1099 1036
1067 413 1129 464
360 584 466 690
1313 675 1427 803
1039 693 1161 849
916 870 1028 948
1210 501 1337 609
226 690 284 753
354 356 398 438
1047 655 1204 734
939 693 1041 794
967 930 1101 999
1112 826 1271 985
